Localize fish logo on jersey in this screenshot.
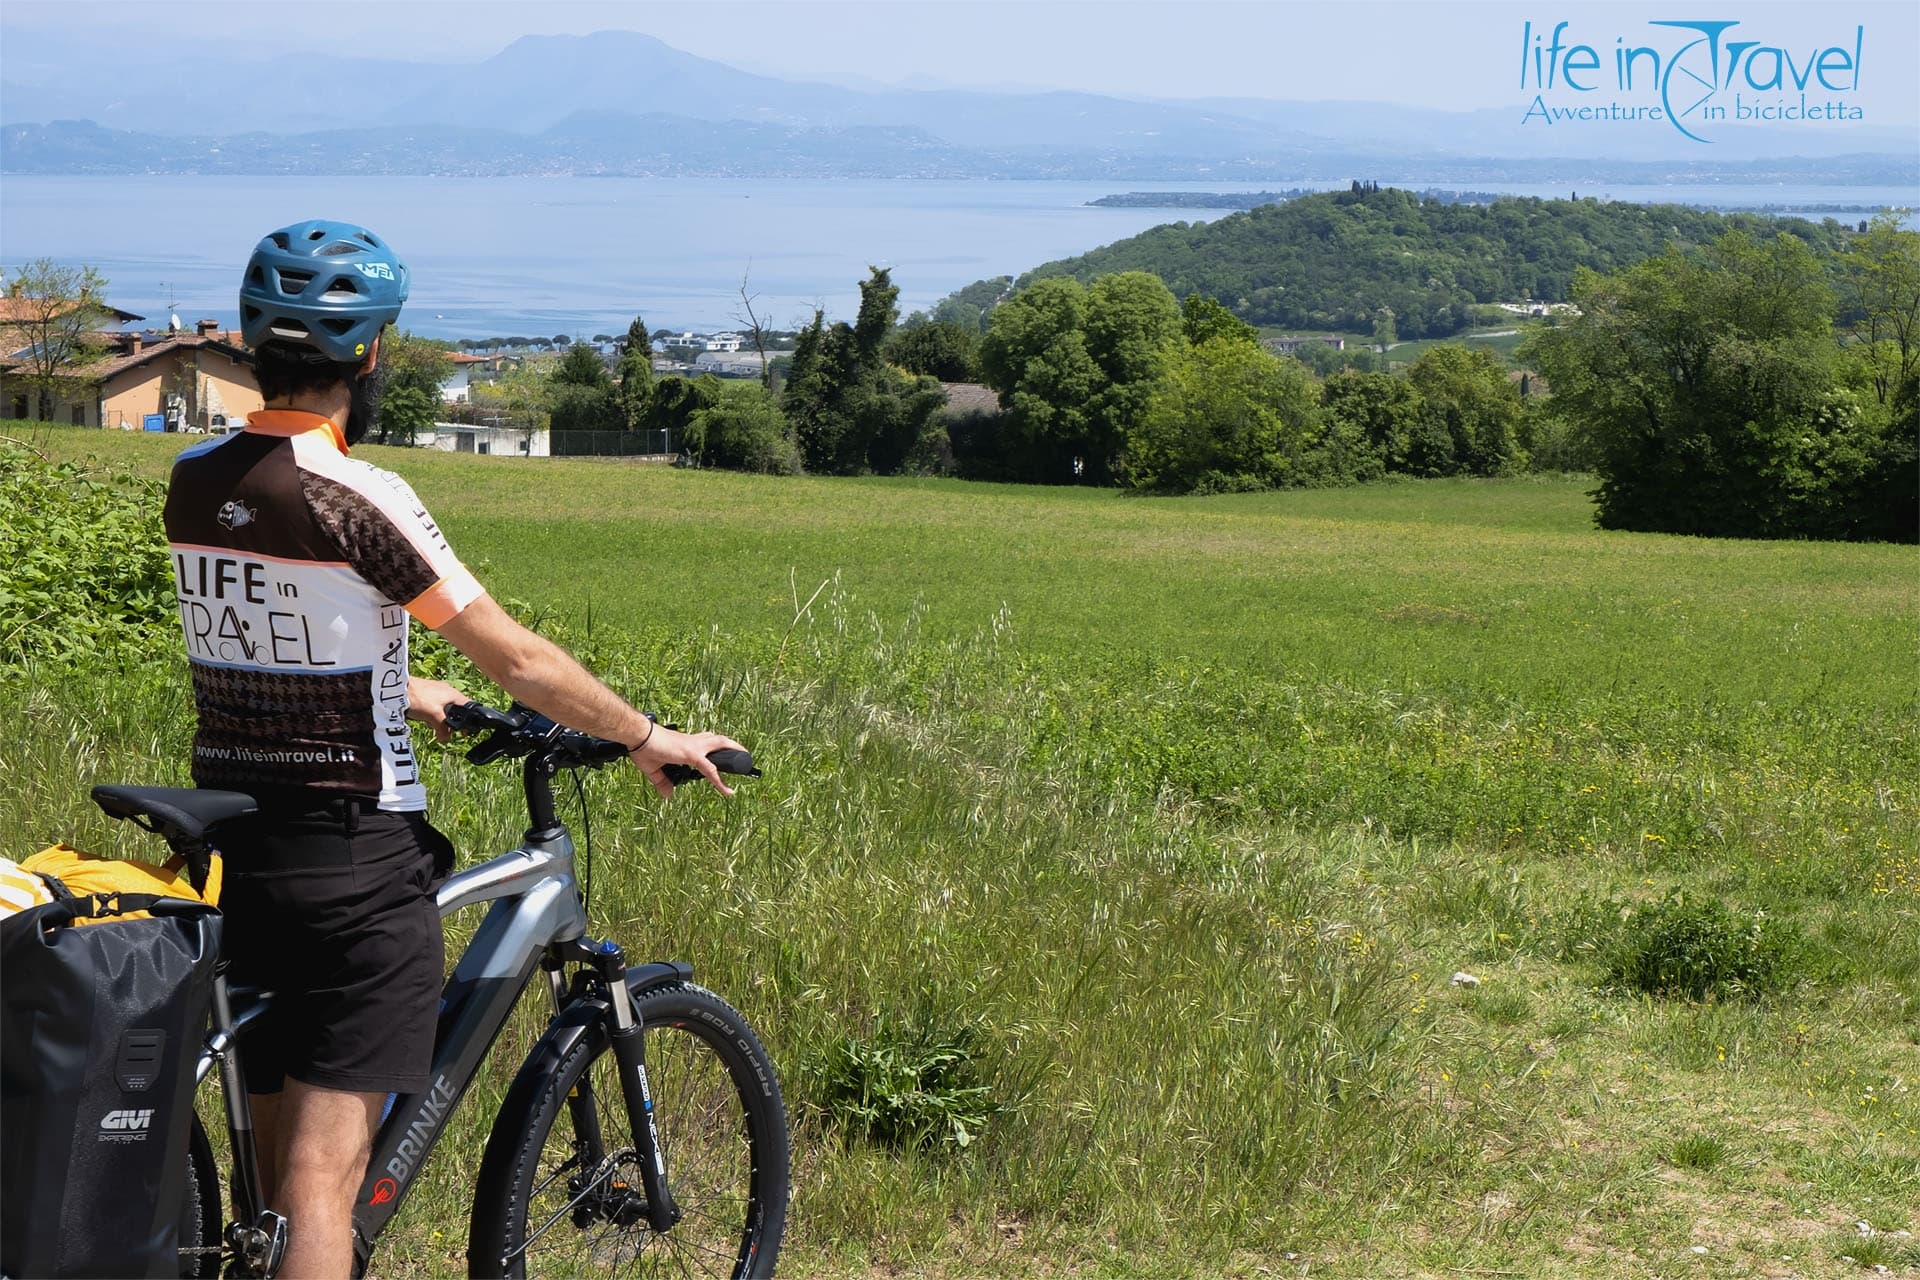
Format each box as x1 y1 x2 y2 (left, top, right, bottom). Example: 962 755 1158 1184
217 501 256 530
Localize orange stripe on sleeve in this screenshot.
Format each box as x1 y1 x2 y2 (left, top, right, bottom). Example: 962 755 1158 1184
404 569 485 629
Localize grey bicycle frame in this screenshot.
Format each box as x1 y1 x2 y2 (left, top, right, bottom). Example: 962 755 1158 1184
195 823 591 1252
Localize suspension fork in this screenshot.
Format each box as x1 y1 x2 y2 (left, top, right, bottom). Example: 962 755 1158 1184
545 954 610 1175
591 939 681 1232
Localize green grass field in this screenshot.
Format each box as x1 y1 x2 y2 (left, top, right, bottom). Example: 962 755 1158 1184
5 426 1916 1277
1381 326 1538 369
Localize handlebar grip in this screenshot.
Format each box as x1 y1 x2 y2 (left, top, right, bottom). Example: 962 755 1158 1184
708 748 760 777
660 749 761 788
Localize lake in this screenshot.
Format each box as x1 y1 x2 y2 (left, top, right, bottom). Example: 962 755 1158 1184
3 176 1914 339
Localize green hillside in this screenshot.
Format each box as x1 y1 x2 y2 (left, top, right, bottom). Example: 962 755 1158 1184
9 428 1918 1275
1003 186 1855 338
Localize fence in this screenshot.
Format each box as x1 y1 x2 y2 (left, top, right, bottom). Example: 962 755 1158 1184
549 429 678 458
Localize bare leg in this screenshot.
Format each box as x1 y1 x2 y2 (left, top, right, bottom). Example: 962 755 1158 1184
268 1081 382 1279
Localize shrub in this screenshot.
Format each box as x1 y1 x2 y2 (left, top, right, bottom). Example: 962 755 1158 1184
685 380 801 475
0 444 174 669
806 1016 1000 1153
1594 893 1803 999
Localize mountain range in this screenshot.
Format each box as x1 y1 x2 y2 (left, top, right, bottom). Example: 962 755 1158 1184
3 28 1916 182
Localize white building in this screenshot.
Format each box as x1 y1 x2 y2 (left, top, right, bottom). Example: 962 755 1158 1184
441 353 487 404
423 422 550 457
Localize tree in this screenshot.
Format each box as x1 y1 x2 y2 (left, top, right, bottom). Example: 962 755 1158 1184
782 309 849 472
1522 230 1906 539
978 271 1180 483
1371 307 1397 352
1835 214 1920 407
883 321 981 382
1318 369 1418 482
734 268 773 390
552 342 612 390
850 365 948 476
779 268 944 475
978 277 1102 482
5 259 111 420
470 364 550 431
1124 336 1320 493
373 331 453 446
1404 345 1524 476
616 314 655 431
546 340 620 433
648 375 720 449
685 380 801 474
852 266 898 365
1180 294 1258 348
929 276 1012 333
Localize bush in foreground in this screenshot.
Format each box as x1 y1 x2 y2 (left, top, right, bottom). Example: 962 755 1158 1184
0 444 174 669
1576 893 1806 999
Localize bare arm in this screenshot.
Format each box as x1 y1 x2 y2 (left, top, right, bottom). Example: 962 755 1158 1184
432 594 741 797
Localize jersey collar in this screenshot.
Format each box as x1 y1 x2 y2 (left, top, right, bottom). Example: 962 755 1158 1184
245 409 349 455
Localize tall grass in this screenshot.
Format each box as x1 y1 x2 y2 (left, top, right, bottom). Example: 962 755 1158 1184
6 429 1915 1274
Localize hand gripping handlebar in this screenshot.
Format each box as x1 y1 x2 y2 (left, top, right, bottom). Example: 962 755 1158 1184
441 701 760 787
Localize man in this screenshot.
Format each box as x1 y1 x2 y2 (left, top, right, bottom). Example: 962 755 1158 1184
163 219 740 1278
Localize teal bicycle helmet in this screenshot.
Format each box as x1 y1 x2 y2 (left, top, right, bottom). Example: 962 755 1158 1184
239 220 409 363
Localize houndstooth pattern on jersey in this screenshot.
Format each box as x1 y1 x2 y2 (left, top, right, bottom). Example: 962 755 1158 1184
302 471 441 608
190 664 380 793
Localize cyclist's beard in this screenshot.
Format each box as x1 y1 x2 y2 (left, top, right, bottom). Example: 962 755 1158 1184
344 362 388 446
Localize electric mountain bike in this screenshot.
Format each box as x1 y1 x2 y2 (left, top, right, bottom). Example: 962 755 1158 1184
93 700 788 1278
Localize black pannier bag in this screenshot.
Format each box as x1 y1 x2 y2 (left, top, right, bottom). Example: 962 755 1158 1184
1 891 221 1279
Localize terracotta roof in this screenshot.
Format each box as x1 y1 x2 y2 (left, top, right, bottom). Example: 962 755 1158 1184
0 297 144 325
1 330 252 382
445 352 488 364
939 381 1001 416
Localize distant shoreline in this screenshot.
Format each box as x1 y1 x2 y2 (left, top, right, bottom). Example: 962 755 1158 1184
1090 189 1912 214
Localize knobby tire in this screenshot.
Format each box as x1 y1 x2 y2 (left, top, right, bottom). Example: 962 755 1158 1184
467 982 789 1279
178 1112 222 1278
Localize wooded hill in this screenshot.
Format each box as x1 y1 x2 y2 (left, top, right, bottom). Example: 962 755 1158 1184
1003 185 1856 339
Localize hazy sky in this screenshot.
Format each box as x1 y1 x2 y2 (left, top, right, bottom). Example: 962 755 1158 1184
5 0 1917 116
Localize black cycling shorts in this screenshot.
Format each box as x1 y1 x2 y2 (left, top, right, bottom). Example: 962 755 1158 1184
217 798 454 1096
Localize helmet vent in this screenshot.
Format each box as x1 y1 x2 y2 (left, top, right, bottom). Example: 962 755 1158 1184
276 268 315 293
247 266 266 286
321 276 363 302
319 241 361 256
319 318 357 336
307 228 326 240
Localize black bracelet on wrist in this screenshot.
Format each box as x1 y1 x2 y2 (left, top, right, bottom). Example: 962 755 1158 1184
629 715 656 754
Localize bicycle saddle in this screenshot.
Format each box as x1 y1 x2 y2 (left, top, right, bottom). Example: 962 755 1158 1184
92 785 258 850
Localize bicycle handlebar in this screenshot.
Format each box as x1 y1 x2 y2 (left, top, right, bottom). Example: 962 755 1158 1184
442 701 760 787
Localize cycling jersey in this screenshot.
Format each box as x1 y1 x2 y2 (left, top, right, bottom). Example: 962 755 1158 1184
163 410 483 809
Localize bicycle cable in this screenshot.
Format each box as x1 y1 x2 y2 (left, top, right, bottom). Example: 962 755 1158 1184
569 768 593 919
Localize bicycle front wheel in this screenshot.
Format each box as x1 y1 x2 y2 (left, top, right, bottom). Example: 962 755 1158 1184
468 982 789 1278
